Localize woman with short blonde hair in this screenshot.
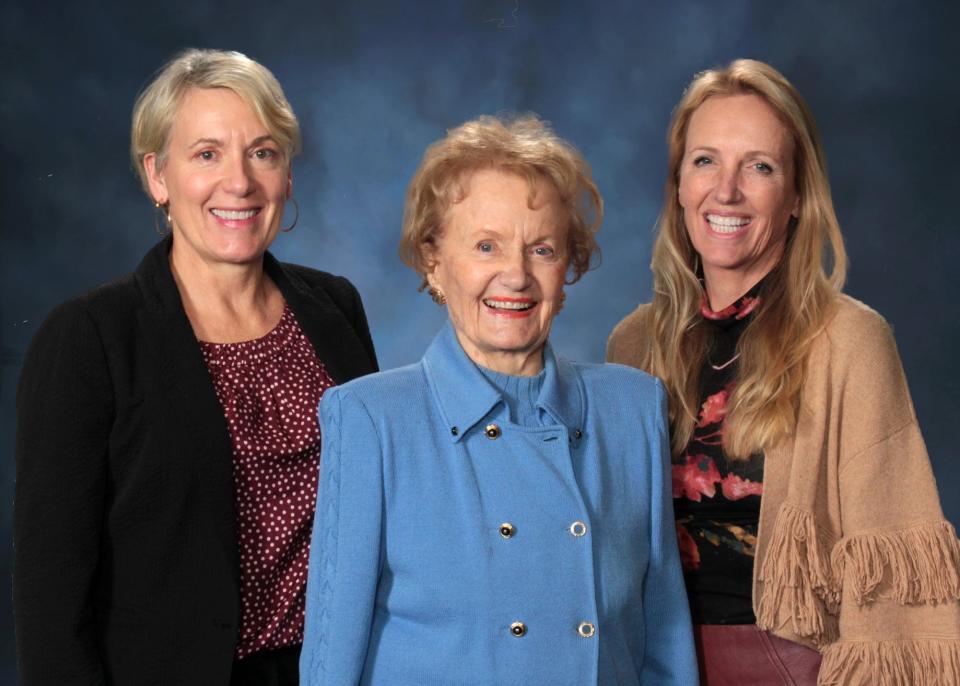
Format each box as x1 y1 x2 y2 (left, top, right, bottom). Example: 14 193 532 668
15 48 376 685
608 59 959 684
131 48 302 194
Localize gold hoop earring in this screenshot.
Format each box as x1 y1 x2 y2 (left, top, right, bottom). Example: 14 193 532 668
280 197 299 233
153 201 171 236
428 286 446 305
557 291 566 313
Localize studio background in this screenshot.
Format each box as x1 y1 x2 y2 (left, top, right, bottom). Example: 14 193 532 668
1 1 957 681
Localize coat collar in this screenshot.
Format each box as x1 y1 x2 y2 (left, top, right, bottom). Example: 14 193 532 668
262 249 372 385
422 320 584 442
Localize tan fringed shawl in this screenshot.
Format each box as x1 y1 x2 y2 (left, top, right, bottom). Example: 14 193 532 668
607 294 960 685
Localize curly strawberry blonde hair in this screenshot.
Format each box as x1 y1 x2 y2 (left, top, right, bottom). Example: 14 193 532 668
399 113 603 289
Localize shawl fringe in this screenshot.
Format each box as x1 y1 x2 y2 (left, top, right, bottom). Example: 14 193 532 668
756 504 838 646
819 639 960 685
758 506 960 651
831 520 960 606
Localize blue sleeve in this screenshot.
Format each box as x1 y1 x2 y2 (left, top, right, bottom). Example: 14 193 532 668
300 387 384 686
639 379 699 685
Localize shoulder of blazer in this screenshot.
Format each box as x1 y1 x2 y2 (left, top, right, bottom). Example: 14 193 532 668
265 255 378 381
33 270 144 342
23 239 214 399
273 261 361 316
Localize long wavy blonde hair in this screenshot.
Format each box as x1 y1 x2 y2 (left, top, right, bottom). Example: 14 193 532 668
647 59 847 459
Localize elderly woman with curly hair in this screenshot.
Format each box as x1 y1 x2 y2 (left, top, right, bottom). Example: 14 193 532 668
300 114 698 685
607 59 960 685
14 49 377 685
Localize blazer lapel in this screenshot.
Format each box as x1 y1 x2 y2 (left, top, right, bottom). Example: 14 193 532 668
132 238 239 576
265 254 374 385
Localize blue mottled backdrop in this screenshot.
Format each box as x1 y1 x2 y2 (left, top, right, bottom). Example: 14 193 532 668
1 0 957 681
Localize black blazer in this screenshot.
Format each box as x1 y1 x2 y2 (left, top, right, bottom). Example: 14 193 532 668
13 237 378 685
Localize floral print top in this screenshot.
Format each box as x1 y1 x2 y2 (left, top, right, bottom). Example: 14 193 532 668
674 284 764 624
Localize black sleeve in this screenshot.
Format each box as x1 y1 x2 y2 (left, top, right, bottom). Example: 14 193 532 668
14 299 112 685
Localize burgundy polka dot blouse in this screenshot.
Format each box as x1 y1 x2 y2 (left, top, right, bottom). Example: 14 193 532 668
200 304 335 659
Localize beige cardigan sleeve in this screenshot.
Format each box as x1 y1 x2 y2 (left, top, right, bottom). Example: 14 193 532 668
812 303 960 685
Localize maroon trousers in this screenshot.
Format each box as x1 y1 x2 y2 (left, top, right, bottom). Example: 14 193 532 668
694 625 822 685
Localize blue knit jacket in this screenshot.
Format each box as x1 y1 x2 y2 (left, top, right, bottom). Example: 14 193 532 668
301 322 698 685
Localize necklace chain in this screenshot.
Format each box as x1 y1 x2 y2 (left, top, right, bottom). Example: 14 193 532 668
709 352 740 371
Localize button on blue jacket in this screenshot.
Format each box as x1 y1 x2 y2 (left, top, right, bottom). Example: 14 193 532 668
301 323 698 685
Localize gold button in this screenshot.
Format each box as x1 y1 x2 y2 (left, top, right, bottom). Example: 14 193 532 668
499 523 515 539
510 621 527 637
574 429 583 439
569 521 587 537
485 424 502 439
577 621 596 638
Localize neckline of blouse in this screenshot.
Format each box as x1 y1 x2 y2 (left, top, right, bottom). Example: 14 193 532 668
198 303 296 368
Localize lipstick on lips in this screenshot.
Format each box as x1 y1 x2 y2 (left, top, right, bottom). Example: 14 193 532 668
482 296 537 318
210 207 261 227
705 212 751 237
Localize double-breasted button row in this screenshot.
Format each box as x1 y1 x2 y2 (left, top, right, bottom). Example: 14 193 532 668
498 519 587 539
444 423 504 439
496 521 587 539
458 423 581 441
507 621 596 638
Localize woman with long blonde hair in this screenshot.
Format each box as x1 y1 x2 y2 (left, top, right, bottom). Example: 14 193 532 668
607 59 959 685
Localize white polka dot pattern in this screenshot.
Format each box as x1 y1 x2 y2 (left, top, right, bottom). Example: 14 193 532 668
200 304 335 659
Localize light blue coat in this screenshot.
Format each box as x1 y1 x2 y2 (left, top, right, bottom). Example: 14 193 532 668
301 323 698 685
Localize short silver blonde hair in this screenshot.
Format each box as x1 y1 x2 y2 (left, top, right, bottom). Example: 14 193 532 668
399 114 603 288
130 48 302 197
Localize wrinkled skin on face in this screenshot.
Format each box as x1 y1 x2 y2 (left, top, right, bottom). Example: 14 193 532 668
427 168 569 376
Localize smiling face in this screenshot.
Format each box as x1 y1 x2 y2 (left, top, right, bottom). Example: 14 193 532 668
427 168 569 376
144 87 290 272
679 93 799 303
